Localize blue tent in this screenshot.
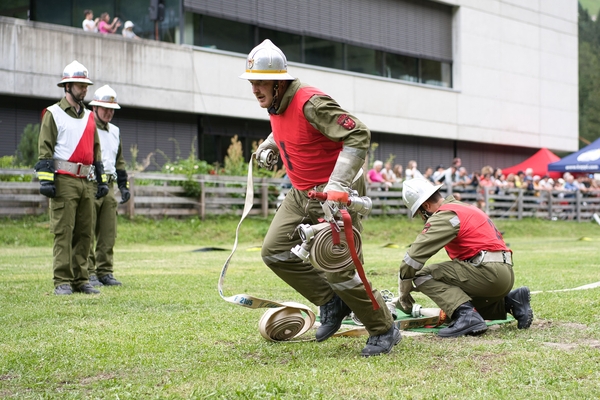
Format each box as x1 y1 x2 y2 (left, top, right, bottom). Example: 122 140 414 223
548 137 600 173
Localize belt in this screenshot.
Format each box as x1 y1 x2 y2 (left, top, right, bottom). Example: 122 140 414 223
54 160 93 178
468 250 512 266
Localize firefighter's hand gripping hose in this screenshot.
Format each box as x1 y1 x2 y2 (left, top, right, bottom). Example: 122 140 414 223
305 190 379 310
218 160 367 341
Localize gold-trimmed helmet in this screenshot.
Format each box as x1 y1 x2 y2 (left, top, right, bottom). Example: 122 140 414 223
57 60 93 87
402 179 442 218
89 85 120 109
239 39 295 81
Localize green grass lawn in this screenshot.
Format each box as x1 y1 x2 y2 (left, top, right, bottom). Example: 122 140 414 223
1 215 599 399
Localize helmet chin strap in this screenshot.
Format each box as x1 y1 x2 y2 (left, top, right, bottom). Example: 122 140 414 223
267 82 279 115
65 84 85 115
94 108 110 125
419 207 433 221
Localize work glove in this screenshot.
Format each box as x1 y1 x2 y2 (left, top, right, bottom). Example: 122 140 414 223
119 186 131 204
254 133 279 169
397 279 415 314
34 160 56 198
96 183 109 199
116 169 130 204
39 181 56 198
321 148 365 220
94 161 109 199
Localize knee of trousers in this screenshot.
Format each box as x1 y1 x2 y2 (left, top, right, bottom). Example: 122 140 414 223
261 251 298 269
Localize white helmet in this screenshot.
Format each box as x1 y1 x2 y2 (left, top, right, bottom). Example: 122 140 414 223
89 85 121 109
402 179 442 218
239 39 295 81
57 60 93 87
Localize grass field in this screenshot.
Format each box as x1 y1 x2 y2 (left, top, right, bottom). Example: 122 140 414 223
1 215 599 399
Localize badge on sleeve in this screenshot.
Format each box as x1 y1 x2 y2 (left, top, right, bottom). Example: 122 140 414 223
421 223 431 234
337 114 356 130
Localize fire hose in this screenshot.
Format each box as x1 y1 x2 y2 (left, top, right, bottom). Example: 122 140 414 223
218 159 369 341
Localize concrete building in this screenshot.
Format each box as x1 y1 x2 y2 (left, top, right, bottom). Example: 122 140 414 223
0 0 578 174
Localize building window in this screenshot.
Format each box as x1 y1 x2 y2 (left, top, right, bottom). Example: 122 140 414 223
384 53 419 83
193 15 253 53
258 28 302 63
346 45 383 76
420 59 452 88
304 36 343 70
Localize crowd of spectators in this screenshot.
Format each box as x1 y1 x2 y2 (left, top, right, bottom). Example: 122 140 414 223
367 157 600 210
82 10 139 39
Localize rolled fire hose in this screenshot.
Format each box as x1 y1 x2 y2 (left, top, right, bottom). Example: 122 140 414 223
218 159 365 341
307 222 362 272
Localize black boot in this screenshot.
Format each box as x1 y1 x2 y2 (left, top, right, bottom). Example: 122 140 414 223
438 302 488 338
361 324 401 357
73 283 100 294
316 294 351 342
505 286 533 329
99 273 122 286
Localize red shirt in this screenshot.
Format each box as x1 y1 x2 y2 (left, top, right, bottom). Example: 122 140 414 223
270 87 342 190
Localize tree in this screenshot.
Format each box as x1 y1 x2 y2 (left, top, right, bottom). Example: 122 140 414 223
15 123 39 167
579 2 600 147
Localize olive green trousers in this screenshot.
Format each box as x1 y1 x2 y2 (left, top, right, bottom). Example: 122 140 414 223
261 179 392 336
49 174 95 287
88 183 118 278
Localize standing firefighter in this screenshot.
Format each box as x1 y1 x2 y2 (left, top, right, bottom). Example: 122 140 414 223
398 178 533 337
35 60 109 295
240 39 399 356
87 85 130 287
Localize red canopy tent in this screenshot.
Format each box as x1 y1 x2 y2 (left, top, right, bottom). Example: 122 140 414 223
502 148 562 179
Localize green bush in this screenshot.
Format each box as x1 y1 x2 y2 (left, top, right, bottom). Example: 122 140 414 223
0 155 15 168
15 123 40 167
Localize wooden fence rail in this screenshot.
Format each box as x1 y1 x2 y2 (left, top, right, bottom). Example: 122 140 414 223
1 169 599 221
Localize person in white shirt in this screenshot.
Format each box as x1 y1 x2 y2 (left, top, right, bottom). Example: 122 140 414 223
405 160 424 180
82 10 99 33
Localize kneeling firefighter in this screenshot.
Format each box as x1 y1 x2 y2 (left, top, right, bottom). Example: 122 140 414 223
398 179 533 337
240 39 399 356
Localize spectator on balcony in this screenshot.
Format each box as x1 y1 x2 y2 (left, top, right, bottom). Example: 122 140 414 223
98 12 121 34
122 21 140 40
82 10 99 33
